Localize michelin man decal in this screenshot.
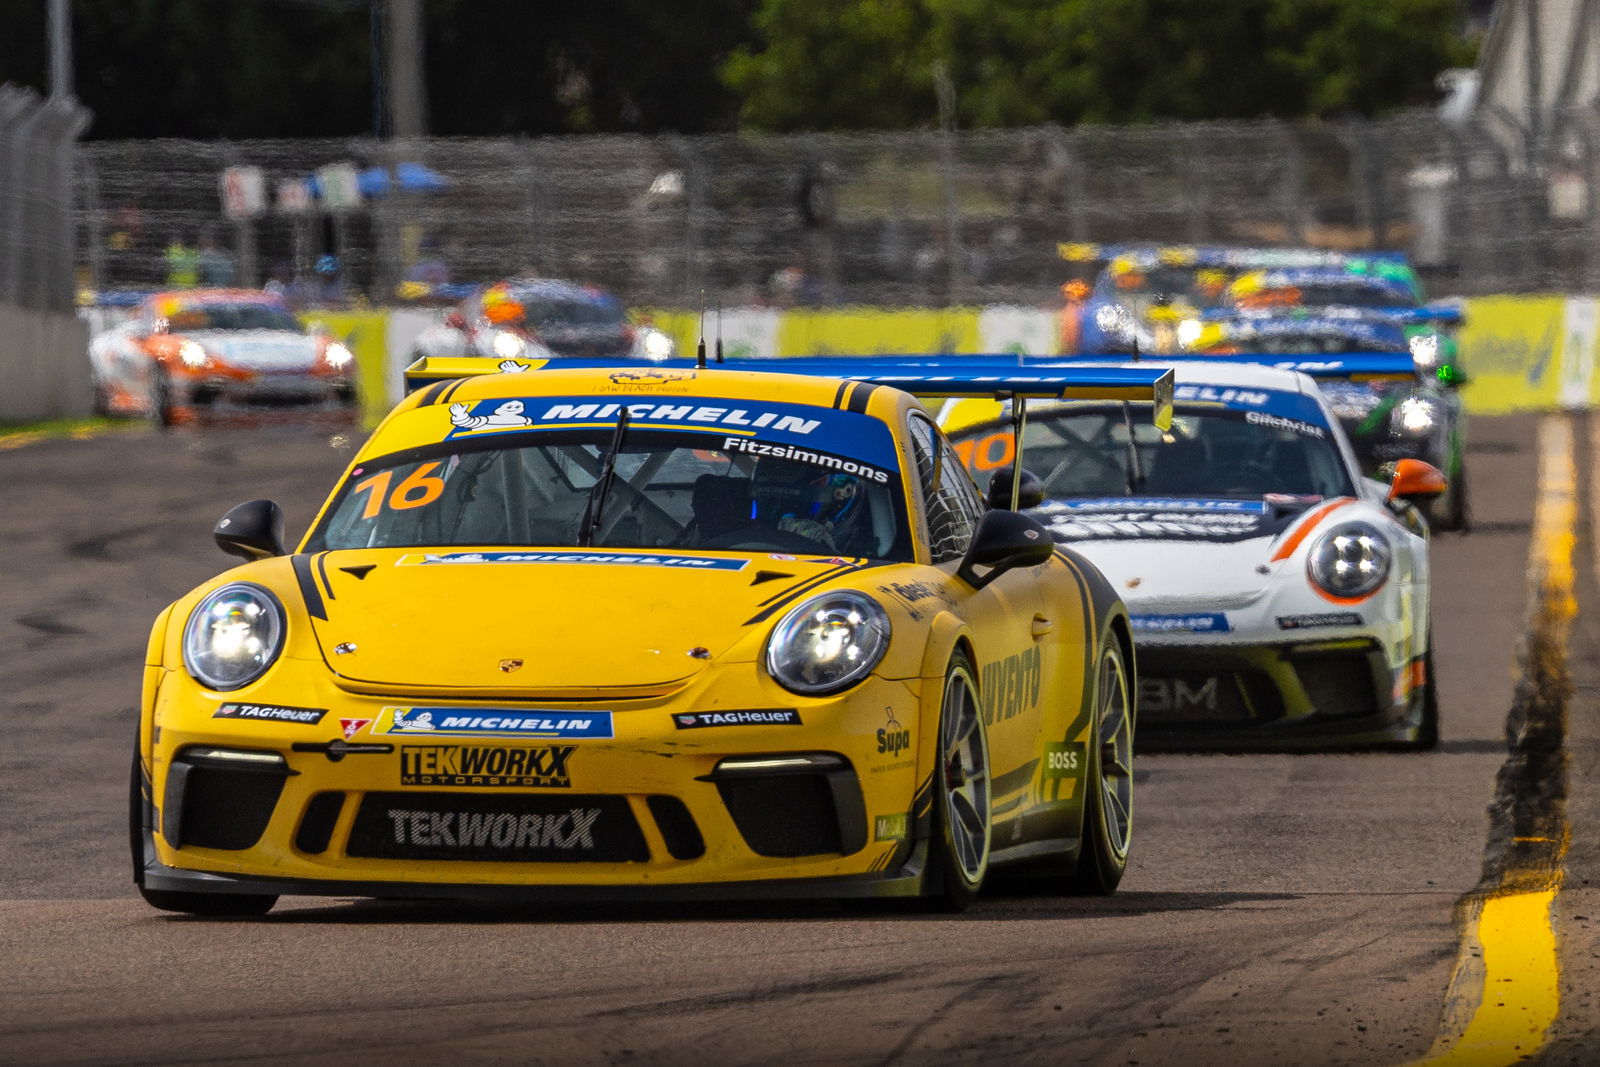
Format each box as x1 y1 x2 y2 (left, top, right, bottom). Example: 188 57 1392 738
449 399 533 430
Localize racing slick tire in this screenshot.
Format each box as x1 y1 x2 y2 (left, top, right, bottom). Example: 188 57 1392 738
128 751 278 917
1409 644 1440 752
149 368 177 429
1432 463 1469 533
928 651 991 911
1067 639 1134 895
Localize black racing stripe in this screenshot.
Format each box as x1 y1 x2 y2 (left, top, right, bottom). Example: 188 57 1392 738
990 759 1039 797
741 560 895 626
413 380 452 407
755 564 849 608
438 377 472 406
831 380 852 410
313 551 337 601
912 773 934 817
846 382 880 415
291 553 328 621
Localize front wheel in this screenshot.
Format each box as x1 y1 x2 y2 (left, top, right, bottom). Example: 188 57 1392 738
1068 639 1134 894
928 652 991 911
138 887 278 917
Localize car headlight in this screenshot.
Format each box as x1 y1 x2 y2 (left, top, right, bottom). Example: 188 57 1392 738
765 591 890 695
322 341 354 370
641 328 675 361
1307 522 1390 600
1396 396 1438 435
1408 333 1440 371
1093 303 1135 345
1175 318 1203 349
491 331 525 359
178 340 210 369
182 583 286 691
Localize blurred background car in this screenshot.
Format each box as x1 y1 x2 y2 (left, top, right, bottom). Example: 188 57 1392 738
1184 311 1469 531
409 277 677 363
87 289 358 426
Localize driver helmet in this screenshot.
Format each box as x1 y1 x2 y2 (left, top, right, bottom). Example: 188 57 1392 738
751 458 866 551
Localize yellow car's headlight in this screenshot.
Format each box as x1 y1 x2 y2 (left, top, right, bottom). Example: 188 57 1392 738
765 591 890 695
182 583 285 691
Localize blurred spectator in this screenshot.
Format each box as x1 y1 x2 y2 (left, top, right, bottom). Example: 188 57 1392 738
197 231 236 287
263 261 293 301
403 235 451 287
164 233 199 288
768 255 821 307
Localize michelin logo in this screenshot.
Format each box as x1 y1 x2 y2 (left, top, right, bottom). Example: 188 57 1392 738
1130 613 1232 634
398 550 749 571
448 398 821 436
380 707 614 739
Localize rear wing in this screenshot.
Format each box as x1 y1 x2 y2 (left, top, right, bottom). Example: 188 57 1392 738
1145 352 1418 383
403 354 1176 429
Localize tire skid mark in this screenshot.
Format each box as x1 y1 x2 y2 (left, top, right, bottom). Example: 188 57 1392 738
1412 414 1576 1066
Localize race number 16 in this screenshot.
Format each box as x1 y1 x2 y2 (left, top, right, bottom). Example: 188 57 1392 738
352 462 446 519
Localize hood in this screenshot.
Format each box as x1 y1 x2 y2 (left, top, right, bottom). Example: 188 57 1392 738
1044 496 1359 615
1033 497 1306 546
187 330 319 372
298 548 848 695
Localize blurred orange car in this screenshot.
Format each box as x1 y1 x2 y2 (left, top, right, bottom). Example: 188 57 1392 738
88 290 358 426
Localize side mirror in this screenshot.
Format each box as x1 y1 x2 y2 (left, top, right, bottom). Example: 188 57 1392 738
215 499 286 561
444 310 468 330
957 510 1054 589
1388 458 1447 503
984 466 1045 510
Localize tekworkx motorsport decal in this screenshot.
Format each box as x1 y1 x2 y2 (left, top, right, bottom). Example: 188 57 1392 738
401 744 575 787
673 709 802 729
213 702 327 726
378 706 614 739
1131 612 1233 635
1277 612 1364 630
443 393 901 472
1037 498 1271 543
397 550 750 572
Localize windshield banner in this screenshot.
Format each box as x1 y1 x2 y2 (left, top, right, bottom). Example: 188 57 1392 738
444 394 901 470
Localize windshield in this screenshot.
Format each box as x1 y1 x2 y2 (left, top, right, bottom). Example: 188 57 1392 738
1194 333 1401 356
950 400 1354 500
307 423 912 560
519 297 626 329
1100 266 1230 309
1231 283 1412 311
162 303 301 332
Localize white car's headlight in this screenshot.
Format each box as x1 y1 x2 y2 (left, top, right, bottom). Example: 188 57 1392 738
491 331 526 359
1175 318 1203 349
322 341 354 370
1408 333 1440 371
178 340 210 369
1307 522 1390 600
182 583 285 691
1396 396 1438 435
765 591 890 695
641 328 675 361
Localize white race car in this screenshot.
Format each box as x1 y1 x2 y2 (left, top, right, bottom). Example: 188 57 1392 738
942 358 1444 750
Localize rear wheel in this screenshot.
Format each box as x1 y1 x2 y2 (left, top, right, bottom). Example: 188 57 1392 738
1068 639 1133 894
929 652 990 911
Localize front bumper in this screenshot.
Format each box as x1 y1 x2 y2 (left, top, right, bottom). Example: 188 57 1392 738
138 665 936 900
1133 636 1424 752
172 371 357 421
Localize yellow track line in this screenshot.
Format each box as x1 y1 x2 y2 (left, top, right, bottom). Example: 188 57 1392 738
1410 416 1574 1067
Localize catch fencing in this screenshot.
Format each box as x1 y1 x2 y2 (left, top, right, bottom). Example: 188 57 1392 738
76 105 1600 308
1 84 90 313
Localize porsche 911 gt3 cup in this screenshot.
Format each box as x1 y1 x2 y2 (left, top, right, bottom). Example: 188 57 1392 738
131 355 1174 915
942 357 1444 751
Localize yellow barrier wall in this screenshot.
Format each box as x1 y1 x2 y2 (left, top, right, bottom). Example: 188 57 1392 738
304 311 392 426
774 308 982 356
1457 296 1566 415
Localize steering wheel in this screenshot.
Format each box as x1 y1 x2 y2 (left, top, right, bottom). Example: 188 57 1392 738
696 525 828 553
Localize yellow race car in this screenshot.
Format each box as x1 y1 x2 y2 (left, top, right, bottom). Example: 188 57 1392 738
131 355 1171 915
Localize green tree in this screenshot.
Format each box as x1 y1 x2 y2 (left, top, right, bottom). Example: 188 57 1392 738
724 0 1478 131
